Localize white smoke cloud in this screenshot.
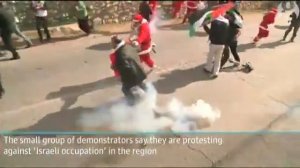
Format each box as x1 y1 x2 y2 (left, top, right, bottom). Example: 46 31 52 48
78 83 221 132
149 10 163 35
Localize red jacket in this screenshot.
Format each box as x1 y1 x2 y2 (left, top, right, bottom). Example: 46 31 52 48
260 9 277 27
109 52 120 77
137 19 152 55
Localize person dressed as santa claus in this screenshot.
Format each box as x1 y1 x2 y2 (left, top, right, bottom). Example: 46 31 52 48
172 1 185 19
253 7 278 44
128 14 156 72
148 0 158 18
182 0 199 24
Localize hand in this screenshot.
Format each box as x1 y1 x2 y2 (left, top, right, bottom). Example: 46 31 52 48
132 41 139 47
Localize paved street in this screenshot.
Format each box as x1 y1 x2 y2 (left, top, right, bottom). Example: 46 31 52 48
0 12 300 167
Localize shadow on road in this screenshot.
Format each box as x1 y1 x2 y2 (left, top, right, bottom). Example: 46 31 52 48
238 40 289 53
154 64 213 94
159 23 188 31
274 25 289 30
10 34 88 50
93 30 131 36
15 107 95 132
237 42 256 53
46 76 119 110
86 41 112 51
258 40 290 49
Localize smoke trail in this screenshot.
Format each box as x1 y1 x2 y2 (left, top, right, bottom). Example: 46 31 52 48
78 83 221 132
149 9 163 35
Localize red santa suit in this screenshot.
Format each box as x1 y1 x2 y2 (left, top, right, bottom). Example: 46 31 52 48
253 8 278 43
172 1 184 18
182 0 199 23
132 14 155 68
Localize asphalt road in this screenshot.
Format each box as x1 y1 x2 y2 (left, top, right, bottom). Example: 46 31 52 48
0 12 300 167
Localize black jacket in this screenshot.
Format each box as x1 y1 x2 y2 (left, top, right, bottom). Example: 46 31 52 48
226 12 242 43
208 17 229 45
290 12 300 26
115 45 147 88
139 1 152 22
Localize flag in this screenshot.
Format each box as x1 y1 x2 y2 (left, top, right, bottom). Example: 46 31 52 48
227 9 243 28
188 1 235 37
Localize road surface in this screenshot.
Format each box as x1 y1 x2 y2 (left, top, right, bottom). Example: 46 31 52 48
0 12 300 167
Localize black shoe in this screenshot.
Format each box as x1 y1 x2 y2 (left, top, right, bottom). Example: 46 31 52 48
290 39 294 43
11 53 20 60
26 42 32 48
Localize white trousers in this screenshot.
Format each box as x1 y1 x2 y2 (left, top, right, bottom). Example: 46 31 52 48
204 44 225 75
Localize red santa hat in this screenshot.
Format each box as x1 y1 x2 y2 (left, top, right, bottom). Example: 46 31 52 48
133 13 144 23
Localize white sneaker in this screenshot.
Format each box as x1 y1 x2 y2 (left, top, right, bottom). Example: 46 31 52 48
233 61 240 66
209 73 218 79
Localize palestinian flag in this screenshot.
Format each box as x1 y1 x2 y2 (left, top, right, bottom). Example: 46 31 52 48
227 9 243 28
189 1 235 37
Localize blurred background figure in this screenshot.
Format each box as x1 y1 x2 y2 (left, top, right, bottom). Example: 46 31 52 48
72 1 92 35
0 1 32 48
172 1 185 19
253 7 278 44
182 0 199 24
0 5 20 60
31 1 51 43
148 0 158 17
282 1 300 42
139 0 152 22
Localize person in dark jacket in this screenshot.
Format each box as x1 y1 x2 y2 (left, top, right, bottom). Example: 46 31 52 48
221 10 243 68
203 15 229 78
283 2 300 42
139 0 152 22
0 8 20 60
110 35 147 105
0 2 32 48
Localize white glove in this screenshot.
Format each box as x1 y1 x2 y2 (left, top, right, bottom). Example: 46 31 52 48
132 41 139 47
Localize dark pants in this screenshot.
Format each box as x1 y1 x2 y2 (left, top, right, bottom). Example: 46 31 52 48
36 16 51 42
221 41 240 68
1 29 19 59
77 16 91 35
122 82 147 106
283 23 300 41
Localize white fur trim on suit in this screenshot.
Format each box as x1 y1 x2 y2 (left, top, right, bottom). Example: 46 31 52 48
110 40 125 54
259 26 268 31
141 18 148 24
138 46 152 55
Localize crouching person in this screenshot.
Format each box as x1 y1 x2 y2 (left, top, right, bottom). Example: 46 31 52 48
110 35 148 105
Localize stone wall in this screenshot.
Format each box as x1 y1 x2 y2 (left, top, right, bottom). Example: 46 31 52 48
8 1 280 30
10 1 140 30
